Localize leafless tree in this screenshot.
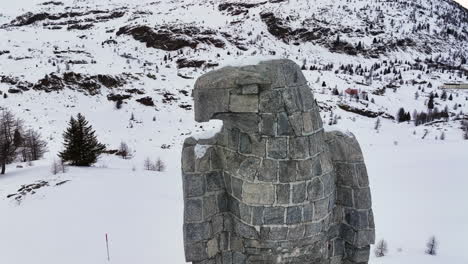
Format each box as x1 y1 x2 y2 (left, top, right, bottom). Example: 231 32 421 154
426 236 437 256
23 129 47 161
153 157 166 172
144 157 152 171
118 142 131 159
0 109 23 174
374 239 388 257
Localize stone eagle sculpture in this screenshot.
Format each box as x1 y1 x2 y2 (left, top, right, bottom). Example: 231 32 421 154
182 59 375 264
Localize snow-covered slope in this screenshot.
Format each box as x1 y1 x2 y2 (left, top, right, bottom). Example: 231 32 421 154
0 0 467 263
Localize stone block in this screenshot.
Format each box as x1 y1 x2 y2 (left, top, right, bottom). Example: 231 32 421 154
259 90 283 113
305 222 323 237
291 183 307 203
282 87 302 114
212 214 224 235
267 137 288 159
302 111 315 135
345 244 370 263
258 159 278 182
336 187 353 207
206 171 224 192
340 224 355 244
288 225 305 240
286 206 302 224
232 252 247 264
231 177 243 200
289 112 303 136
353 188 372 210
313 197 329 221
296 159 314 180
303 203 314 222
228 196 240 219
344 208 369 229
185 222 211 243
279 160 297 183
182 146 195 173
239 134 251 155
239 202 252 223
221 250 232 263
185 198 203 222
242 84 259 94
204 194 219 219
238 156 260 181
307 178 324 201
335 163 357 187
260 114 276 136
277 112 291 135
355 163 369 187
263 207 285 225
185 242 208 262
289 137 309 159
234 218 258 239
230 94 259 113
227 128 240 150
251 206 264 225
298 85 315 110
194 88 229 122
184 174 205 198
281 61 307 87
207 238 219 258
217 192 228 213
261 226 288 241
355 230 375 247
276 184 290 204
242 182 275 205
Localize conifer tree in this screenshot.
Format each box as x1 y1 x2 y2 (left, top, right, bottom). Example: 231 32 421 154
59 114 105 166
428 93 435 110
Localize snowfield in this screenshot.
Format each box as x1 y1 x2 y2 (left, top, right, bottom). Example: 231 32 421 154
0 0 468 263
0 118 467 264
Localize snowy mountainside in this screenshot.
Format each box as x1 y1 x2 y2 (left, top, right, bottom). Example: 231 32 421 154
0 0 468 263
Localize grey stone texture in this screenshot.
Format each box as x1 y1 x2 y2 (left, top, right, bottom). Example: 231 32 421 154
182 59 375 264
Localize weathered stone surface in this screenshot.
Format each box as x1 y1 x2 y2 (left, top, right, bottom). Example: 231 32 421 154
183 59 374 264
229 94 259 113
258 159 277 182
242 182 275 205
185 198 203 222
276 184 290 204
263 207 285 225
291 183 307 203
279 160 297 183
267 137 288 159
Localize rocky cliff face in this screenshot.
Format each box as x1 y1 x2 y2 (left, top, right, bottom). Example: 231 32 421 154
182 59 374 264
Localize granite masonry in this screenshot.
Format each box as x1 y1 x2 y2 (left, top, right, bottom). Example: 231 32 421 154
182 59 375 264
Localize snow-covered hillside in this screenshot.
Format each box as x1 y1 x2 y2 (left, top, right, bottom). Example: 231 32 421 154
0 0 467 263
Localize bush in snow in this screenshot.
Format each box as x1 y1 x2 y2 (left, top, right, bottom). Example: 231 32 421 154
374 239 388 257
59 113 105 166
425 236 437 256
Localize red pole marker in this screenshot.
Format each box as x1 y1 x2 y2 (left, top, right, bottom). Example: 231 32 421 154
106 233 110 261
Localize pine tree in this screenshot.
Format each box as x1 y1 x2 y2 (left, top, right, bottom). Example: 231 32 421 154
428 93 435 110
59 114 105 166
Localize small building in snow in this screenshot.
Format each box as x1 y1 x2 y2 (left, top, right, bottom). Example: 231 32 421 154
345 88 359 95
